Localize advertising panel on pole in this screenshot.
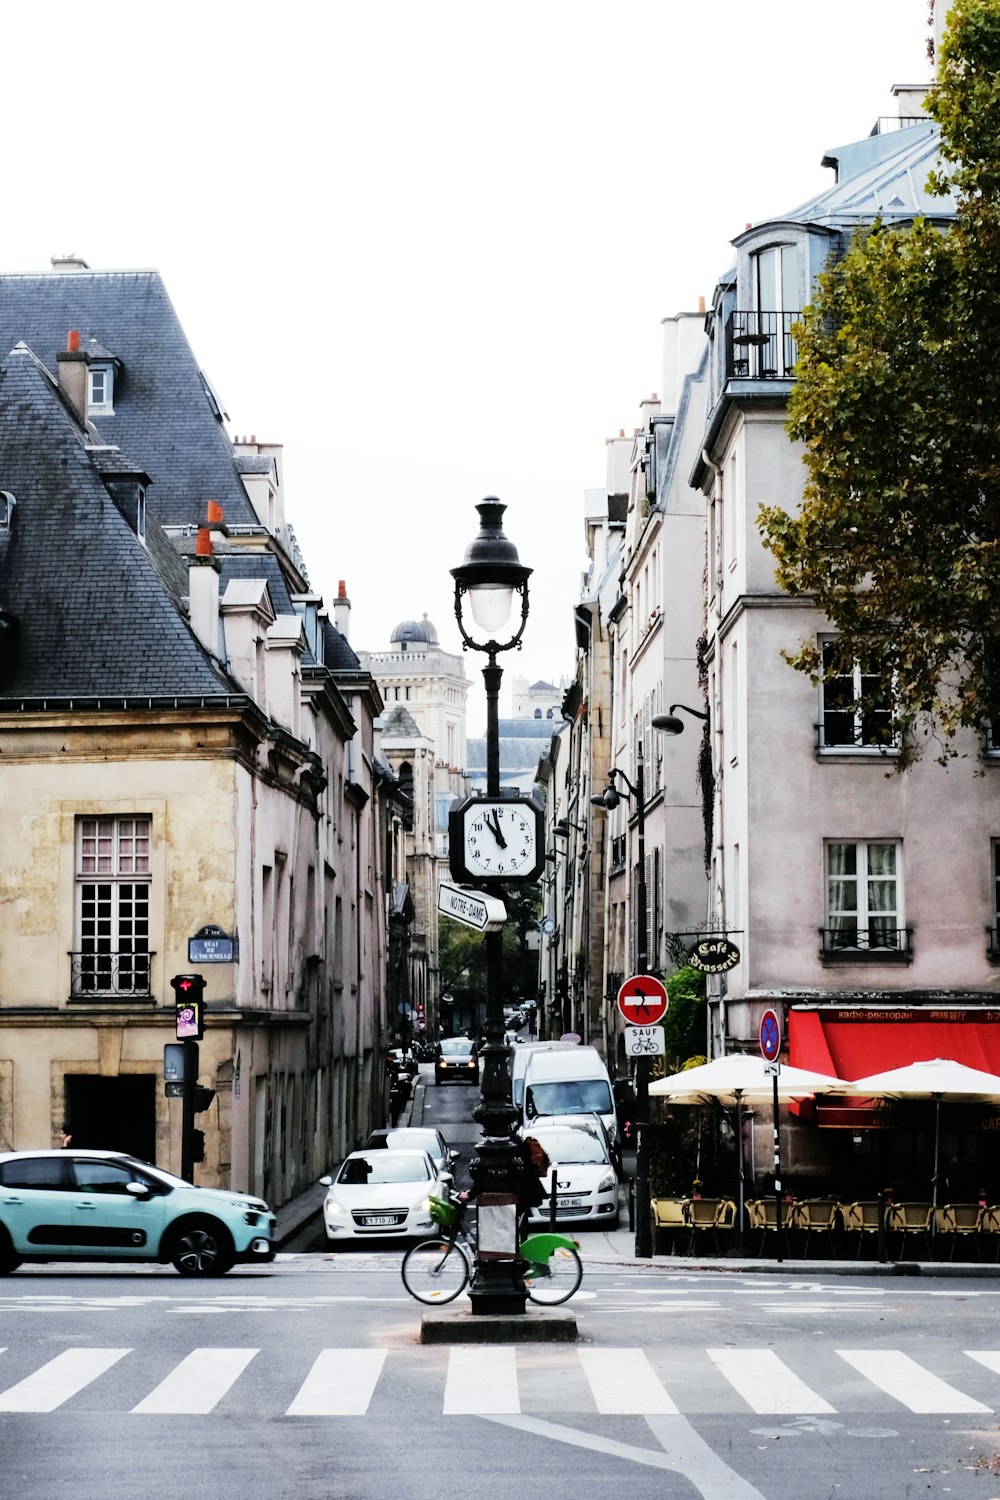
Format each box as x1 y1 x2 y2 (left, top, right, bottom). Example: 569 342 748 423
616 974 668 1027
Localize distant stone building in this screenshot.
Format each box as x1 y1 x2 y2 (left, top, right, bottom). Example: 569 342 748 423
359 619 470 1037
359 617 468 771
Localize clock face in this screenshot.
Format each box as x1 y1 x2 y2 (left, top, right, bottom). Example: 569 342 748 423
463 800 539 878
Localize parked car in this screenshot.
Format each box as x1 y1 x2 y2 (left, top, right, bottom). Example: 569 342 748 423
363 1127 457 1177
435 1037 479 1085
519 1121 619 1229
0 1150 275 1276
319 1150 441 1242
521 1044 620 1173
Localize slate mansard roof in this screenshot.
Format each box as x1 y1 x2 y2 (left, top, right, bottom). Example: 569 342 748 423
0 270 260 536
0 345 231 700
0 266 365 718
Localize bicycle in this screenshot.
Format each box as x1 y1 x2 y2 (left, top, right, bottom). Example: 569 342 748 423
401 1190 583 1306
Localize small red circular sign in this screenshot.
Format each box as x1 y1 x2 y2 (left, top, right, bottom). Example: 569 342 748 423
617 974 668 1027
760 1008 782 1062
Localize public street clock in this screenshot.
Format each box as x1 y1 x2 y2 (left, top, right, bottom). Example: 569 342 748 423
449 794 545 883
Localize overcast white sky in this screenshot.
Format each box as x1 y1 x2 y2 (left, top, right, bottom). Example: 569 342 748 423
5 1 931 732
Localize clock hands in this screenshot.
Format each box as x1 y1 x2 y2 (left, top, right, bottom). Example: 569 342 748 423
485 809 508 849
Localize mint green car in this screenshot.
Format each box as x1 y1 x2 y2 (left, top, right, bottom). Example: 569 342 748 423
0 1150 275 1276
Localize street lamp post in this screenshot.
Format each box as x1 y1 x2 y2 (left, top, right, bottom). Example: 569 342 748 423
591 741 650 1257
452 498 532 1316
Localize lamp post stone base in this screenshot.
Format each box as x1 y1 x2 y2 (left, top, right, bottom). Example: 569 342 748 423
420 1308 578 1344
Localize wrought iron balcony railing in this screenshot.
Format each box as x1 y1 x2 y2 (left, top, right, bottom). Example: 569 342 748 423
70 949 154 999
819 927 912 963
725 309 800 381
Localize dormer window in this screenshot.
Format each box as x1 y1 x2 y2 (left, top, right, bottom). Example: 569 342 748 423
136 486 146 543
88 363 114 414
0 491 14 528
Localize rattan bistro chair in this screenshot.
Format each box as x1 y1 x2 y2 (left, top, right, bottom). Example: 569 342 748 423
979 1205 1000 1262
747 1198 797 1256
934 1204 983 1261
886 1202 934 1258
798 1199 841 1256
651 1198 689 1255
841 1200 881 1258
685 1198 725 1256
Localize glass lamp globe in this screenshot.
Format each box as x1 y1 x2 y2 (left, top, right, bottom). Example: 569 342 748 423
468 583 515 635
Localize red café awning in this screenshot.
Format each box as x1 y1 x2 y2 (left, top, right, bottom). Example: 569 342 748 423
788 1007 1000 1126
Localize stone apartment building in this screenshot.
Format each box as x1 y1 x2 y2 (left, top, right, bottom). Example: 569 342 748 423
0 262 389 1205
568 33 1000 1194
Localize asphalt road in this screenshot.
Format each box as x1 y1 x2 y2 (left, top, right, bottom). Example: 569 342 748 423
3 1258 1000 1500
5 1073 1000 1498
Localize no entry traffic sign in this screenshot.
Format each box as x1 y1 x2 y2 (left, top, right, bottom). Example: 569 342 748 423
617 974 668 1027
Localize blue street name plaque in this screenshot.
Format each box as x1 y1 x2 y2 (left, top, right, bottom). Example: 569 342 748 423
188 924 236 964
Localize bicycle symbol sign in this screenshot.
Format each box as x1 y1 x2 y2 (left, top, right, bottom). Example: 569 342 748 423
617 974 668 1026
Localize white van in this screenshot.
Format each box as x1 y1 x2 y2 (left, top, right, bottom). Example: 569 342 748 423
521 1045 619 1172
510 1040 581 1112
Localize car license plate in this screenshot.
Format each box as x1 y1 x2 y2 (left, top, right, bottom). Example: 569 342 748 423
559 1197 585 1208
362 1215 394 1227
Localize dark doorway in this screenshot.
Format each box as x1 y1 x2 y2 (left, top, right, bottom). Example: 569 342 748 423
64 1076 156 1163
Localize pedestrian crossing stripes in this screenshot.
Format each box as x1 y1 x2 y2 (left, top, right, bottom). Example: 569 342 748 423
0 1345 999 1418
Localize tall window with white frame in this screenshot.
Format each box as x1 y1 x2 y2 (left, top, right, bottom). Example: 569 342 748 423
74 816 151 996
819 641 896 750
824 840 905 957
754 243 800 377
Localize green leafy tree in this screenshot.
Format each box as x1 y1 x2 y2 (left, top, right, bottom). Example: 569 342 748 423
758 1 1000 764
661 965 707 1070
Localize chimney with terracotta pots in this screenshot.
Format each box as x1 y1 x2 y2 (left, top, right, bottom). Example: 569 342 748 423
333 579 351 640
56 330 88 424
189 526 221 657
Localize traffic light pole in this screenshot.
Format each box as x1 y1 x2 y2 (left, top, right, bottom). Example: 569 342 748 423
181 1039 198 1183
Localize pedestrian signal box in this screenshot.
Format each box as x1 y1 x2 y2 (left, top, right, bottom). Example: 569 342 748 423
171 973 206 1040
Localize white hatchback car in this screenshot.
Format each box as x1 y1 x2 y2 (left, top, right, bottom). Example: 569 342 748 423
319 1149 441 1242
520 1121 620 1229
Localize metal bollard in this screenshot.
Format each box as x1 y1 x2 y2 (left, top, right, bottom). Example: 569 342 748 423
627 1176 635 1233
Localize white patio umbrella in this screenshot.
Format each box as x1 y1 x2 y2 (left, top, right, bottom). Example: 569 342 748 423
846 1058 1000 1207
650 1053 849 1103
650 1054 851 1242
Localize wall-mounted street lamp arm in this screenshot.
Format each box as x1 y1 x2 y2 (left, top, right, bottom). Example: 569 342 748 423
653 704 709 736
590 765 638 810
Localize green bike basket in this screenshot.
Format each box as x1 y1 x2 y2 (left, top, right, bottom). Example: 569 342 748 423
429 1194 458 1228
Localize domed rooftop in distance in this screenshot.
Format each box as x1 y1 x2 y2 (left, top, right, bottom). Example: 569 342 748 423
390 614 439 648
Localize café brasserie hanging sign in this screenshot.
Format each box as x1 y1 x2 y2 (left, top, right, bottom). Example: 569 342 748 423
687 935 741 974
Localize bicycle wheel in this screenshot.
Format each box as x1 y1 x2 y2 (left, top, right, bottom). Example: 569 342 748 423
401 1237 471 1304
523 1243 583 1306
